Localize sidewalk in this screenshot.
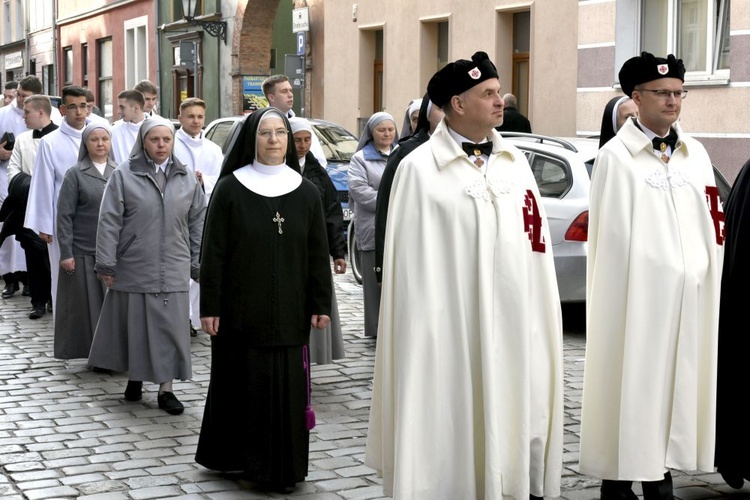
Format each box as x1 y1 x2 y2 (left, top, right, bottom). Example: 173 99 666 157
0 271 747 499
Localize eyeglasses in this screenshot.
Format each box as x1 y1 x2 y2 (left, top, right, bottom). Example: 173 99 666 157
65 103 90 111
638 89 688 100
257 128 288 140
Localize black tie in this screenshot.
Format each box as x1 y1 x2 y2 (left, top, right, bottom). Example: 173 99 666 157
462 142 493 157
652 130 679 152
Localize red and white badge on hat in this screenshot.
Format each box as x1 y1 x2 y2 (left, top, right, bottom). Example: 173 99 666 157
469 67 482 79
657 64 669 75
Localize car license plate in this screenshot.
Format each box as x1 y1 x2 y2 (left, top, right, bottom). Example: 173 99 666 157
342 208 352 221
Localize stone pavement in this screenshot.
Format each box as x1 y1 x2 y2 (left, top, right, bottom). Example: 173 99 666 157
1 271 749 500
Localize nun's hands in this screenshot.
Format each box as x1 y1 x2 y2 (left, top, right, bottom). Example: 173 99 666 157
311 315 331 330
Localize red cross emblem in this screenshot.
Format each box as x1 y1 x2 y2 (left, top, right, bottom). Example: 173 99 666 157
523 190 546 252
705 186 725 245
468 68 481 79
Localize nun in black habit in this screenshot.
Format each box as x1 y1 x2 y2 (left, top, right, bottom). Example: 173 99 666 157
715 157 750 489
597 95 638 149
195 107 332 493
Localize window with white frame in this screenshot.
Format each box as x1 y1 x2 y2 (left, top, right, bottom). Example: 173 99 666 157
28 0 52 32
640 0 730 77
124 16 149 89
4 0 10 44
63 47 73 85
14 0 22 34
98 38 113 119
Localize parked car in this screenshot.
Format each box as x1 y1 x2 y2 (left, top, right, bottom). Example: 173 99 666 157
204 116 358 218
203 115 363 279
502 131 730 303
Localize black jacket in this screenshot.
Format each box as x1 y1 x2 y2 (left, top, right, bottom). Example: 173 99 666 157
0 172 45 251
496 106 532 133
302 152 347 260
374 95 432 282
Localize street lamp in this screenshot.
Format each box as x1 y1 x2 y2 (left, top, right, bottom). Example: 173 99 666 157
181 0 227 44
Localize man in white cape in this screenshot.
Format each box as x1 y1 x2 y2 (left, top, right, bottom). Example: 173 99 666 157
579 52 725 500
172 97 222 331
365 51 564 500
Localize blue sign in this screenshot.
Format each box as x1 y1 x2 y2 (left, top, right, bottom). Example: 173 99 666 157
297 32 306 56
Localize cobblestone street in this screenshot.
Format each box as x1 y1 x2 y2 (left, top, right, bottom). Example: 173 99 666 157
1 270 749 499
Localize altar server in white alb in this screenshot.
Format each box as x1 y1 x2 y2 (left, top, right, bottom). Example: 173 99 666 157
24 85 92 315
365 51 564 500
579 52 725 500
111 90 147 165
173 97 222 331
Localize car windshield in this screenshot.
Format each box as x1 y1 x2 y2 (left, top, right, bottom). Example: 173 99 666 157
313 123 358 162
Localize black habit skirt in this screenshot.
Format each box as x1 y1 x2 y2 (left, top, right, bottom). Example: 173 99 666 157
195 331 309 484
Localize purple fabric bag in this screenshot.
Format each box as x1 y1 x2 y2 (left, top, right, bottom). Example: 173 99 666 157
303 345 316 430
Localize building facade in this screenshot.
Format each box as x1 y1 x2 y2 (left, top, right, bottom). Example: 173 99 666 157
1 0 30 88
57 0 157 120
320 0 749 180
157 0 228 122
320 0 579 137
577 0 750 181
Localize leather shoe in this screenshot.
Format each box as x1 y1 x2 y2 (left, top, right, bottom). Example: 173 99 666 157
46 300 53 313
21 284 30 296
124 381 143 401
28 305 46 319
157 391 184 415
2 282 19 298
720 468 745 489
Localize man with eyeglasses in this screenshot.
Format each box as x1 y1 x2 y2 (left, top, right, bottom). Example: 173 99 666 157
579 52 724 500
24 85 95 318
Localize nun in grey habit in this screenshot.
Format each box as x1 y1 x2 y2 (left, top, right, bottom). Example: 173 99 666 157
88 117 206 414
54 121 117 360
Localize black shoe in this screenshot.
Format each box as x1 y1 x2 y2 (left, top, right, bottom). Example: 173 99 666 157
21 284 30 296
273 483 295 494
720 468 745 489
46 300 53 313
28 305 46 319
2 282 19 298
124 381 143 401
190 324 198 337
91 366 112 375
157 391 184 415
601 480 638 500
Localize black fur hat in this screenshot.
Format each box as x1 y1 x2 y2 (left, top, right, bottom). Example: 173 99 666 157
427 51 499 108
619 52 686 98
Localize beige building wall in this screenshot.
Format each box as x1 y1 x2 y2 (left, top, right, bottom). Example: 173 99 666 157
577 0 750 182
322 0 578 137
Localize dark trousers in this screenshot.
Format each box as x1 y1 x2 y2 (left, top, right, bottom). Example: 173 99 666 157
2 271 27 287
20 239 51 309
601 472 673 500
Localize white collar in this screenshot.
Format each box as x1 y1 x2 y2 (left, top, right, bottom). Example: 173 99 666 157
177 127 203 148
233 161 302 197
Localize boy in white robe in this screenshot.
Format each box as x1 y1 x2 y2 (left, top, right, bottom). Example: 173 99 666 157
24 85 90 316
172 97 223 332
110 90 146 165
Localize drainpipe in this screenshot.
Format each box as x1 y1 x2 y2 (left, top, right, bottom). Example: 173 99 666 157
154 0 161 115
51 0 56 90
24 0 30 75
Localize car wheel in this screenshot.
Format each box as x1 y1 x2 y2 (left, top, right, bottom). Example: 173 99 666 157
348 221 363 285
